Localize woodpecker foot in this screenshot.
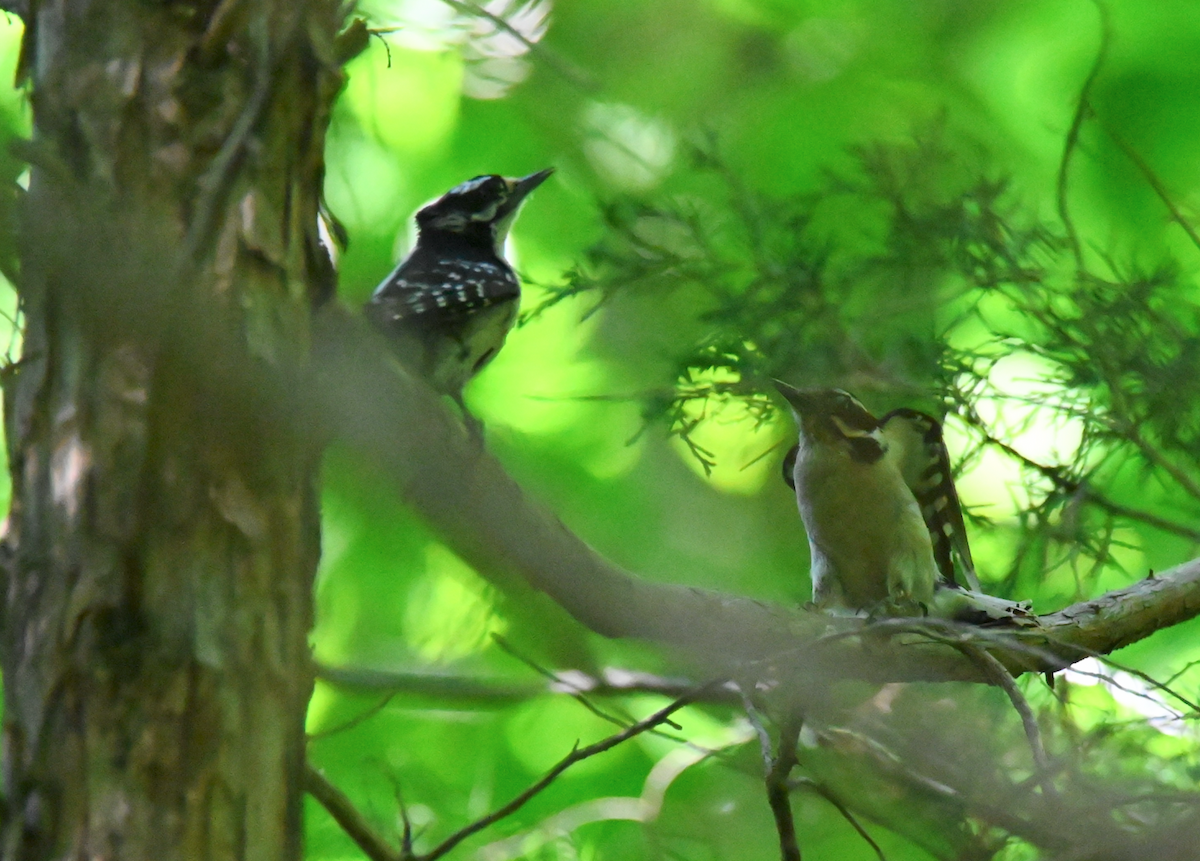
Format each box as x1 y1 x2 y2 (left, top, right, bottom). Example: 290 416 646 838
452 393 486 446
865 595 928 622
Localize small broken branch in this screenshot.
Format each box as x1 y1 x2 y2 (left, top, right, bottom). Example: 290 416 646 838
305 765 404 861
766 717 804 861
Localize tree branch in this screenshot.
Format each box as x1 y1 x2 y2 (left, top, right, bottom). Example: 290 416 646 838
309 307 1200 690
37 251 1200 699
420 684 714 860
1056 0 1109 272
791 779 887 861
766 717 803 861
315 663 740 706
959 643 1057 805
307 687 715 861
305 765 403 861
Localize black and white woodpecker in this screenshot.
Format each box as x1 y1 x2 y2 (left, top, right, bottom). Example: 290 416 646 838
365 169 553 420
774 382 1030 622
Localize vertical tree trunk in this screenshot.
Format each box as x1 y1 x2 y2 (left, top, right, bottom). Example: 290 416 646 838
0 1 344 857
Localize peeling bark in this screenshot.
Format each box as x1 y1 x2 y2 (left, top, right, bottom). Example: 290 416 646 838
1 1 344 858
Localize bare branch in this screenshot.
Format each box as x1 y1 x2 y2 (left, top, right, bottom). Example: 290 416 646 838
1056 0 1109 270
316 663 738 706
419 682 718 861
310 683 720 861
431 0 600 90
791 779 887 861
491 633 682 732
305 764 403 861
307 693 397 741
959 642 1058 804
1097 115 1200 257
766 717 803 861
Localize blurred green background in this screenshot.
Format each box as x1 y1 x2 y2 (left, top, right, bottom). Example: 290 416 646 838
305 0 1200 857
1 0 1199 857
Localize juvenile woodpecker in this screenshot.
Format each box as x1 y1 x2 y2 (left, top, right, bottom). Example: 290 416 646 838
365 169 553 416
775 382 1030 622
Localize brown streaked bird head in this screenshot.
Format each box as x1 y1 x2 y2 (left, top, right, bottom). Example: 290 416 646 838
773 381 886 471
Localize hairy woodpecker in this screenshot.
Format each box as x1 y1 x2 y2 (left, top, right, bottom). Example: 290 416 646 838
365 169 553 417
775 382 1031 622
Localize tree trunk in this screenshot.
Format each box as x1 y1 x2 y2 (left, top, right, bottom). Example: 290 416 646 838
0 1 343 858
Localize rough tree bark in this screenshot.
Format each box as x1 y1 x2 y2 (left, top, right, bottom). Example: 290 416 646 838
0 1 345 858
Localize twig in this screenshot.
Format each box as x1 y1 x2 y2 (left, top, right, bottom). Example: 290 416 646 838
493 634 667 731
1082 651 1200 714
434 0 599 91
388 774 415 859
1063 665 1186 720
1097 116 1200 256
766 716 803 861
740 688 775 773
1164 657 1200 688
316 662 739 706
307 693 397 741
1056 0 1109 270
959 643 1058 805
305 764 402 861
969 420 1200 542
420 682 719 861
791 778 887 861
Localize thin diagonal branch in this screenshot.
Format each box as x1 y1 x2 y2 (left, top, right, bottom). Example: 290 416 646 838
1056 0 1109 270
307 693 397 741
1097 115 1200 256
969 419 1200 542
436 0 599 90
306 765 403 861
492 634 675 732
792 778 887 861
960 642 1058 805
420 682 719 861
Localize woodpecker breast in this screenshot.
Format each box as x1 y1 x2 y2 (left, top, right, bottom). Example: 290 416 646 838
774 383 942 611
790 427 938 609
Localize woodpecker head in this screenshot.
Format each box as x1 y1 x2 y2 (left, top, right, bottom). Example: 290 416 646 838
416 169 553 253
773 381 886 473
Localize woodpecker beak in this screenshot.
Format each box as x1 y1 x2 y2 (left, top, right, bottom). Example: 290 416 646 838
773 381 881 447
500 167 553 210
516 167 554 193
772 379 819 416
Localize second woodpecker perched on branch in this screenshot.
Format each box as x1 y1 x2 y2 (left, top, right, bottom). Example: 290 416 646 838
365 169 553 425
774 382 1031 623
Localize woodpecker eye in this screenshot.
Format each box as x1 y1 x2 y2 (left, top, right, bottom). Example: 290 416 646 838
447 175 506 199
446 175 508 211
419 175 511 230
828 391 877 433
